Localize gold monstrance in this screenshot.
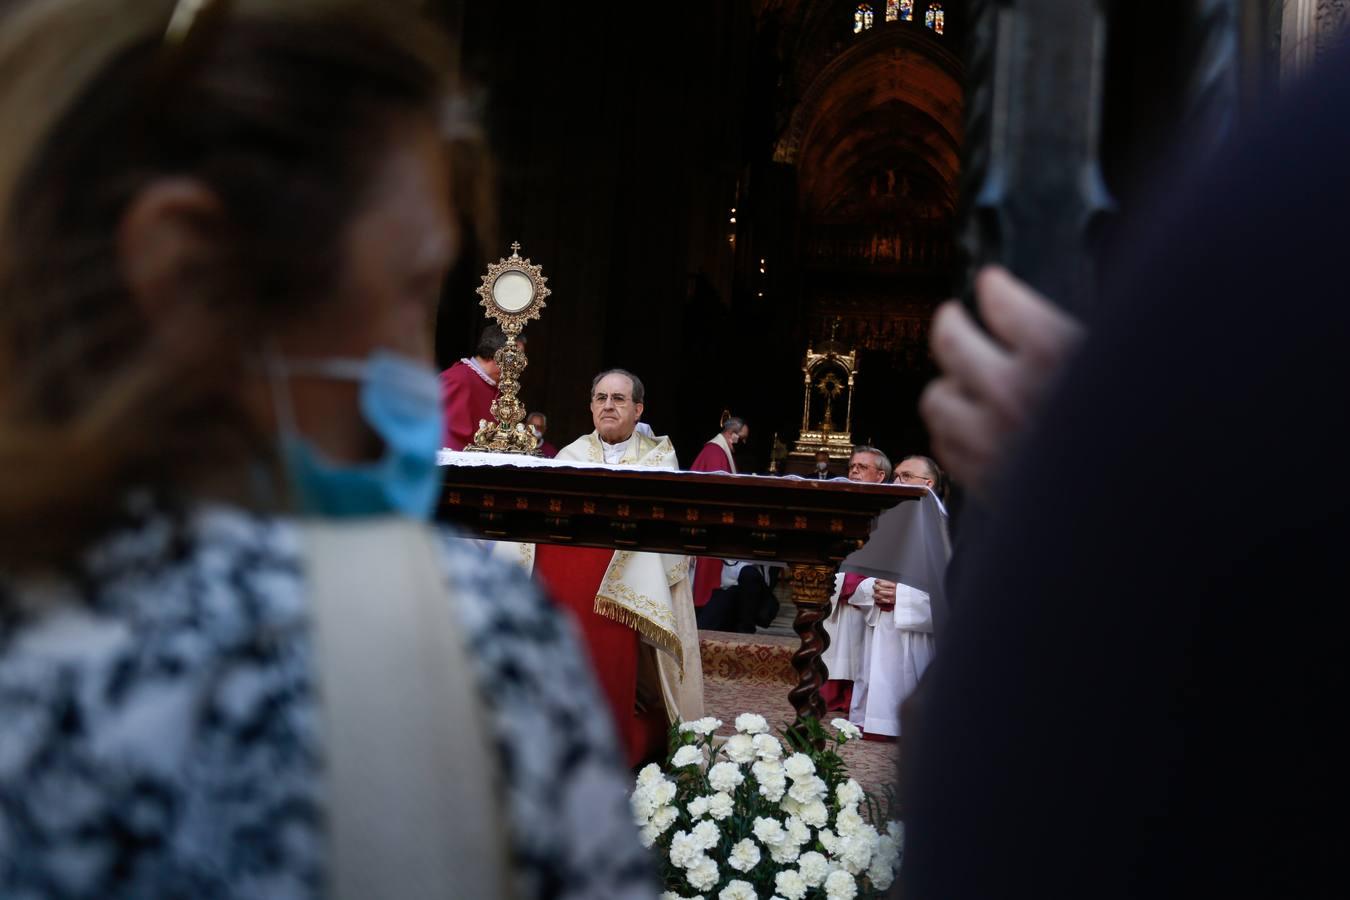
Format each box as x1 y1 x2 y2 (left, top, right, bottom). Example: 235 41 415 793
468 242 551 454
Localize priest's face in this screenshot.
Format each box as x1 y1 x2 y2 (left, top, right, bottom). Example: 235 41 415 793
591 373 644 443
895 457 936 489
848 452 888 483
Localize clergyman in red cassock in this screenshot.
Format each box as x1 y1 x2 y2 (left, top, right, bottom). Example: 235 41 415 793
688 417 745 609
439 325 507 450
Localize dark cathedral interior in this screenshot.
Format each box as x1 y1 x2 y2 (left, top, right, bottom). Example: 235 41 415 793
431 1 1281 472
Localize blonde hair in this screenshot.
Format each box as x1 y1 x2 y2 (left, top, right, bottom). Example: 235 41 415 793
0 1 482 568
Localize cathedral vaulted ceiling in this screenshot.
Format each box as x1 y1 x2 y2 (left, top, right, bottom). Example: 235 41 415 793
767 9 963 227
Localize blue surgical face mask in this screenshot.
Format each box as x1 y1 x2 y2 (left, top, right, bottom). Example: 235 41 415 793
267 349 444 520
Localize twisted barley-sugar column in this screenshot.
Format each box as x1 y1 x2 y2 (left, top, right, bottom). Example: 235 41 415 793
787 562 837 742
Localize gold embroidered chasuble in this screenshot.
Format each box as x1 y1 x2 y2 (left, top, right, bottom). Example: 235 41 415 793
497 430 704 724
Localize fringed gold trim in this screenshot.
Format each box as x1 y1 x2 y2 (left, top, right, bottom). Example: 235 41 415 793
594 596 685 678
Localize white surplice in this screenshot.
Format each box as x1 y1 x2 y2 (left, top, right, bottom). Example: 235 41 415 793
820 573 868 683
846 580 935 736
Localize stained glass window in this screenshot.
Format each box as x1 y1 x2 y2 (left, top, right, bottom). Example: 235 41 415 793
886 0 899 22
854 4 874 34
900 0 914 22
925 3 944 34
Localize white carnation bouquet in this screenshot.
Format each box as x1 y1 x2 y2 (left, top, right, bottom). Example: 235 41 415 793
631 713 901 900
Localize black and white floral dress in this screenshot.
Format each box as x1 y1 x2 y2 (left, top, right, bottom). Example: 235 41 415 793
0 501 656 899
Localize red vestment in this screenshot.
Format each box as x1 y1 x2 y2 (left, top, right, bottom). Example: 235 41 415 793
689 440 734 607
534 544 666 766
820 573 867 712
537 440 559 459
440 360 498 451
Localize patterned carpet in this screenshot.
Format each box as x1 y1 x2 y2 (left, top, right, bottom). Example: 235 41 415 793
698 630 900 809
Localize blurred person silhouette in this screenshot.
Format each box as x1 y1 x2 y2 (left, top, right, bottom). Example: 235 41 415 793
0 2 653 898
902 46 1350 900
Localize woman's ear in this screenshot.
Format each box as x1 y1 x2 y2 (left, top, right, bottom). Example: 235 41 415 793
117 178 226 324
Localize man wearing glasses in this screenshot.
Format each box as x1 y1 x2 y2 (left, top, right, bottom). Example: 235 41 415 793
529 369 704 766
820 446 893 714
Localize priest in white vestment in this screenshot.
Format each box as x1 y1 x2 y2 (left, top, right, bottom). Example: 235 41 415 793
491 369 702 764
844 455 949 737
820 446 893 711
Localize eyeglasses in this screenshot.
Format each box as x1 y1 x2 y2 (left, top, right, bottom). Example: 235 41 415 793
848 461 880 472
591 393 632 406
896 471 931 483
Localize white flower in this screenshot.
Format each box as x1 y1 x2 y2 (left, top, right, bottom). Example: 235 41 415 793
778 796 803 817
687 795 710 818
637 763 664 786
669 831 702 869
672 745 705 768
887 820 904 847
735 713 770 734
797 850 829 887
679 717 723 736
836 778 864 807
651 778 677 807
818 828 840 854
718 881 756 900
723 733 757 764
873 834 900 869
752 816 786 846
686 855 719 891
769 839 802 865
799 799 829 828
864 847 896 895
774 869 808 900
691 819 721 851
639 824 659 848
831 718 862 740
783 753 815 780
825 869 858 900
650 805 678 834
787 774 828 804
708 761 744 793
751 758 784 781
753 733 784 759
706 791 735 821
835 805 864 837
757 773 787 803
631 789 656 824
784 815 811 846
727 837 761 872
839 825 879 874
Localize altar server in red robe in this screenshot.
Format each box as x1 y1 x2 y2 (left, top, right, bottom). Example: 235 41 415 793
439 324 507 450
689 417 745 607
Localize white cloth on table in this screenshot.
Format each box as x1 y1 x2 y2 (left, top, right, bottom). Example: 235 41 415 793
846 581 935 737
820 573 869 683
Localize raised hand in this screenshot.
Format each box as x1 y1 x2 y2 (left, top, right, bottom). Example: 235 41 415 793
920 266 1083 495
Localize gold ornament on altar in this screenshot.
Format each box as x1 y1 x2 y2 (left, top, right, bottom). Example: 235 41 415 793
468 242 551 454
789 319 858 467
